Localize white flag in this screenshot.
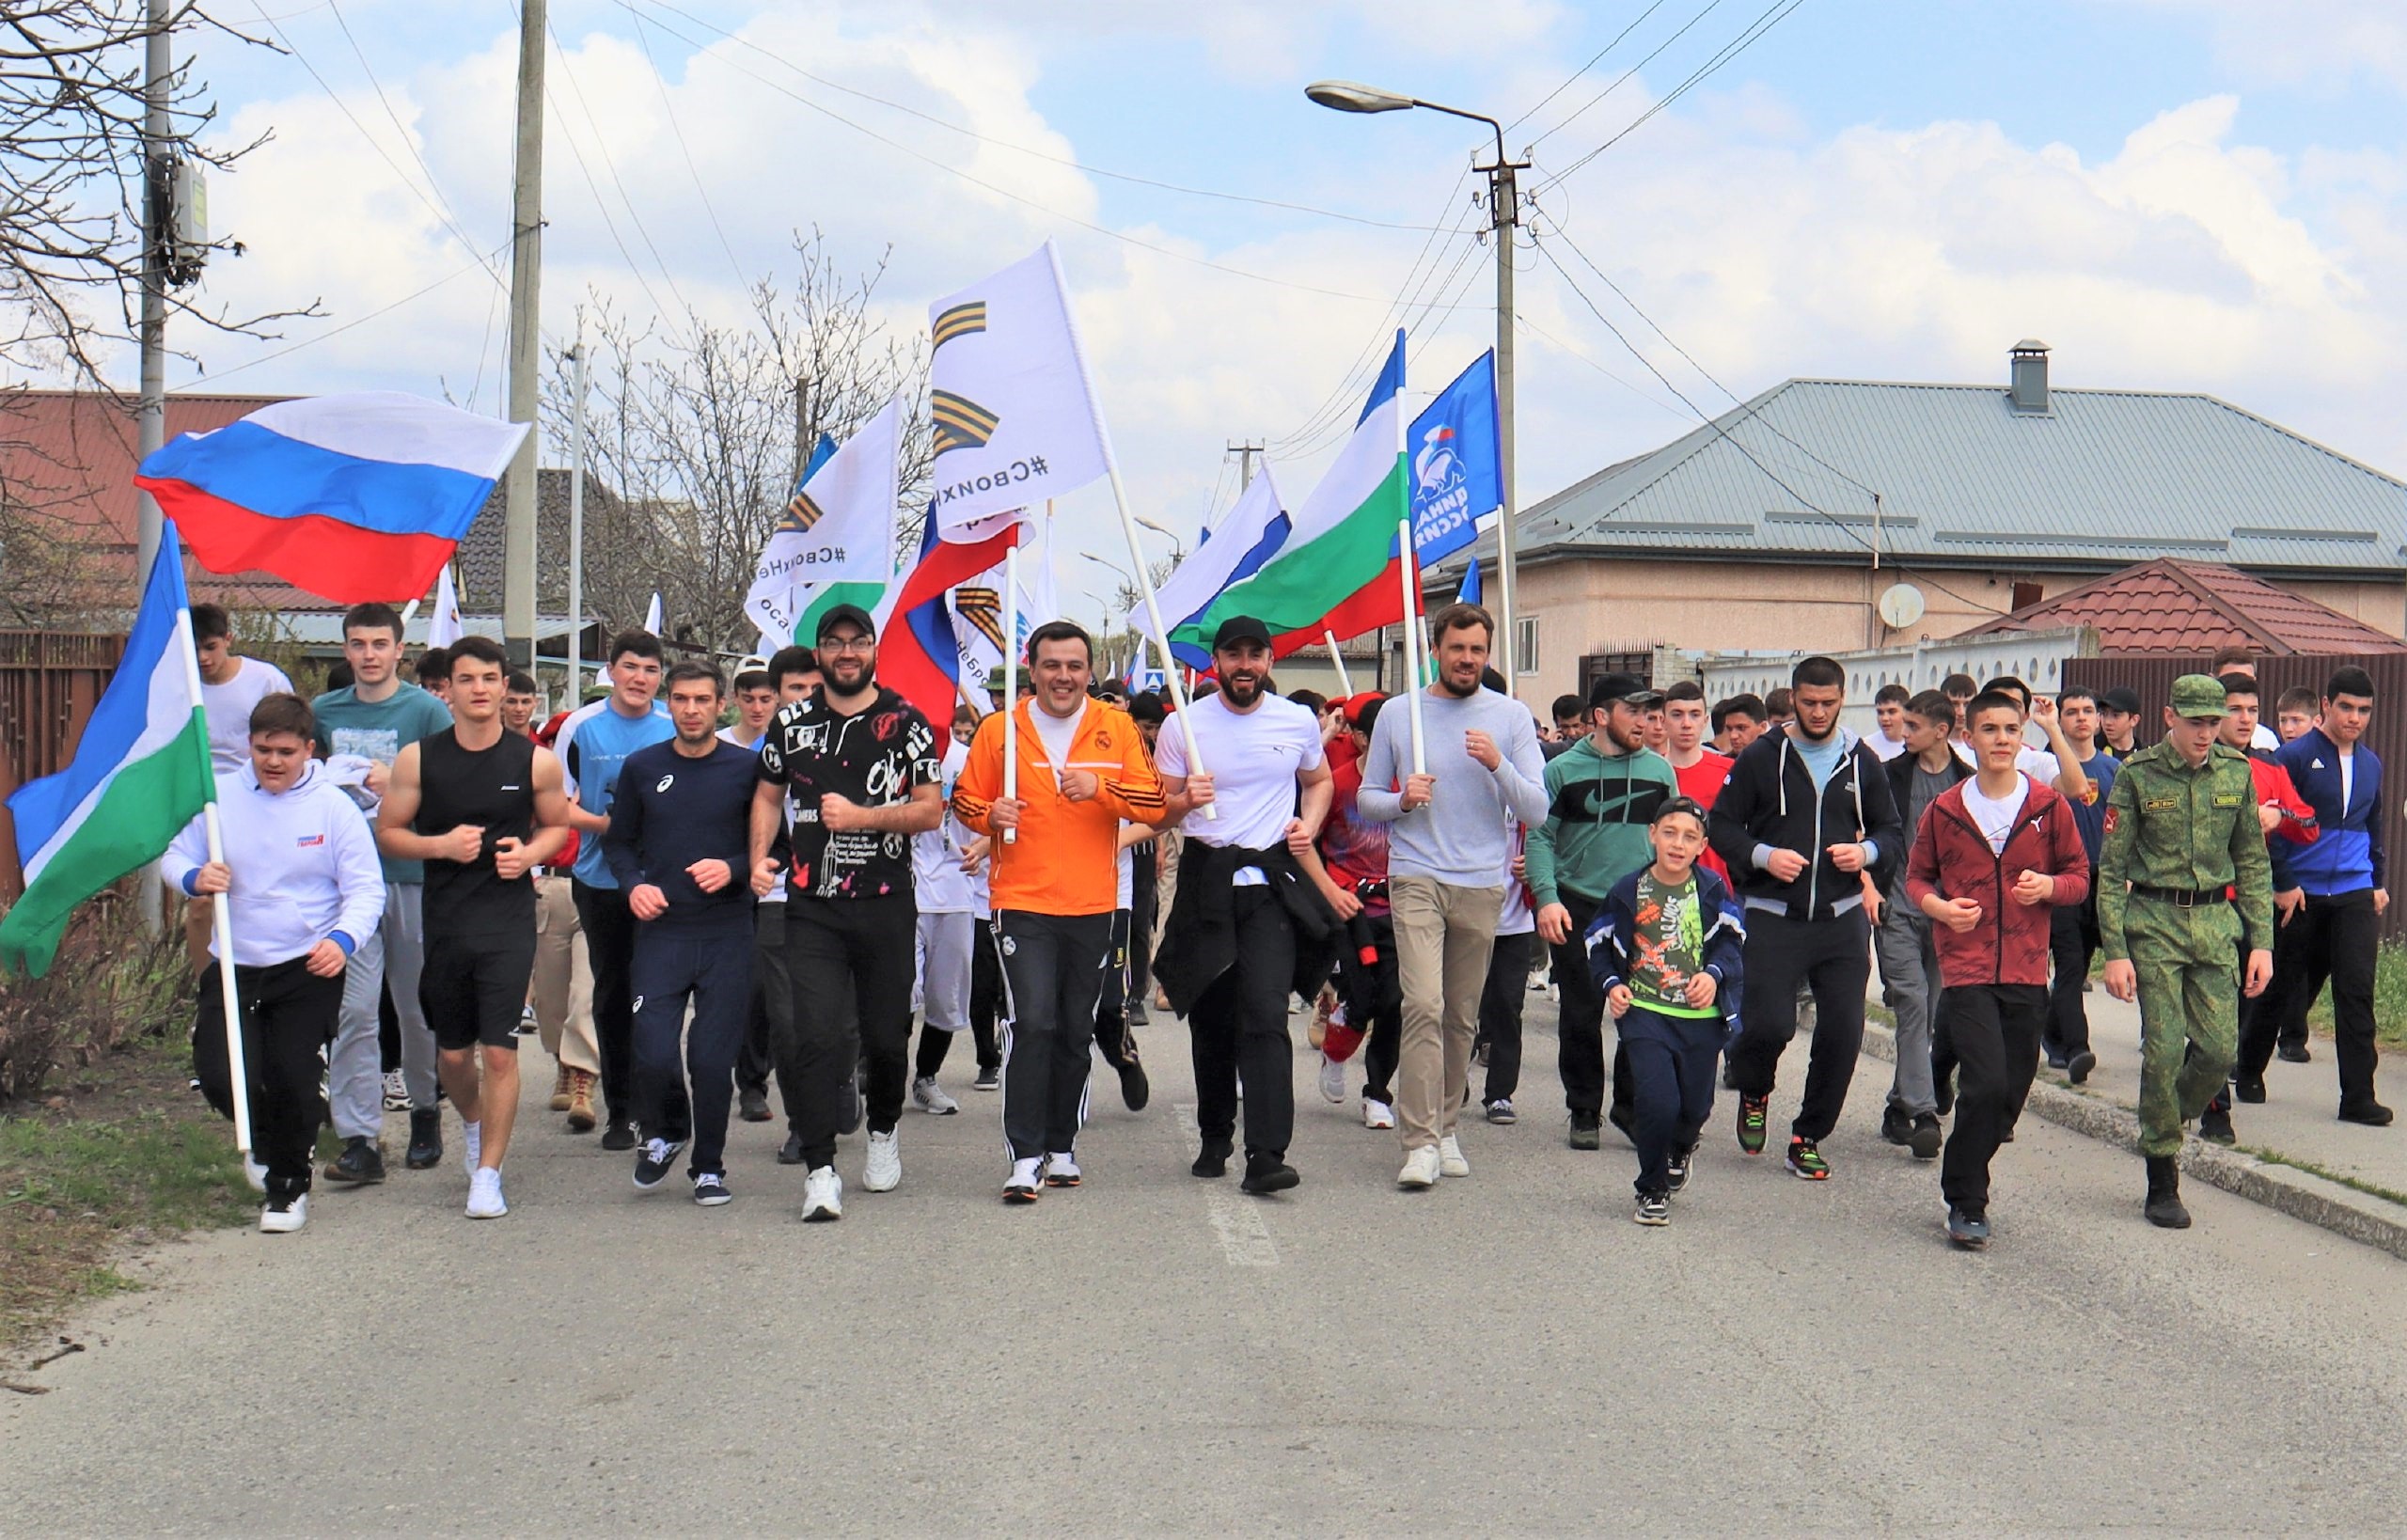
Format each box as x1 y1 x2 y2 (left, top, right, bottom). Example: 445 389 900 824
745 398 902 647
643 592 664 636
927 242 1111 541
427 563 464 648
952 515 1062 679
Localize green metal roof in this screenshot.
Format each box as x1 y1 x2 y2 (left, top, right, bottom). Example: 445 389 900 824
1442 376 2406 578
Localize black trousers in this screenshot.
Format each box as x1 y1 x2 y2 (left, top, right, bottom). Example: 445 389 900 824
629 920 754 1176
1729 906 1873 1142
1547 890 1609 1115
999 910 1114 1158
1936 983 2046 1210
1188 887 1296 1156
194 956 343 1201
1477 931 1535 1103
737 902 783 1107
2254 890 2383 1107
1092 908 1134 1066
917 923 1002 1078
573 881 638 1127
1128 865 1158 1011
2043 896 2098 1056
1623 1010 1718 1197
783 893 917 1171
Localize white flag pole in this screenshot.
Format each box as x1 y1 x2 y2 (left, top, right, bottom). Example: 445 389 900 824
1109 465 1214 820
1396 519 1426 777
1002 534 1020 846
1324 629 1355 697
172 600 251 1157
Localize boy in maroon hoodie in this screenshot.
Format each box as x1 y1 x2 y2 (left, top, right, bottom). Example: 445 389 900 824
1907 689 2090 1249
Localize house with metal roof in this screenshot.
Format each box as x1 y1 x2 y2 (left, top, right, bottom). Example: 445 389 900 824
1428 342 2407 703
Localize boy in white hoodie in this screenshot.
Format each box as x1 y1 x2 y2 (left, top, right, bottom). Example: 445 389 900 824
165 693 385 1234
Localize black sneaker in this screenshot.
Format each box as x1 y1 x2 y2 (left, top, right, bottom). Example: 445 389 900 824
1116 1056 1151 1112
1909 1113 1943 1161
1786 1137 1830 1180
777 1131 806 1166
692 1171 732 1207
600 1119 637 1153
1880 1105 1914 1147
2042 1045 2069 1070
1665 1145 1692 1194
2197 1106 2237 1145
1239 1151 1299 1195
1946 1204 1990 1249
1566 1110 1602 1151
404 1108 442 1171
323 1136 385 1186
1634 1191 1670 1226
737 1087 772 1123
2276 1041 2312 1064
1736 1096 1769 1155
2338 1102 2396 1127
2234 1071 2266 1104
2065 1049 2096 1086
1191 1135 1233 1179
634 1137 684 1191
972 1065 1000 1092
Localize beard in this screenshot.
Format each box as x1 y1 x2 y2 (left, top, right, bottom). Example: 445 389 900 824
1792 715 1835 743
1220 672 1264 709
1436 666 1480 699
823 659 873 699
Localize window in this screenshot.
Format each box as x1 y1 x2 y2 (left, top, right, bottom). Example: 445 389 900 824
1515 616 1539 676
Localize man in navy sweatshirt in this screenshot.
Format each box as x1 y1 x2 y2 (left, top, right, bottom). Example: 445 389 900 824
2258 667 2390 1124
605 663 761 1204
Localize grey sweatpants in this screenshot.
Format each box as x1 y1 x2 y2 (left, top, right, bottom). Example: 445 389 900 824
914 909 974 1035
1873 890 1940 1117
329 882 435 1139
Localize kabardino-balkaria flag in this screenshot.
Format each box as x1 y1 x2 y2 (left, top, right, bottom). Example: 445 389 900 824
0 530 215 976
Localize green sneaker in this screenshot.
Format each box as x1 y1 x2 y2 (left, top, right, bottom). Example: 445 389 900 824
1736 1094 1769 1155
1786 1137 1830 1181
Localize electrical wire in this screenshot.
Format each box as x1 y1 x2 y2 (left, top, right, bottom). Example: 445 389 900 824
1537 0 1809 190
1526 0 1732 149
623 4 750 291
171 240 512 390
545 20 698 325
1502 0 1672 134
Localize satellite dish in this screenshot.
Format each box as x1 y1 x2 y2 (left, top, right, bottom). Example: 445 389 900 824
1878 582 1926 630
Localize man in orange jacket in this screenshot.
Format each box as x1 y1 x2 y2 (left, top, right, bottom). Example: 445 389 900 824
952 621 1170 1202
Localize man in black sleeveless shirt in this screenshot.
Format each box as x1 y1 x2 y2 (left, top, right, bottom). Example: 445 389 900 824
379 636 574 1219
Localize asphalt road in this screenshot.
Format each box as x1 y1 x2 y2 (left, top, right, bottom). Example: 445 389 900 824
7 999 2406 1534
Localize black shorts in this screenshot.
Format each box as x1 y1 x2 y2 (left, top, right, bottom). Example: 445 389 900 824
420 930 538 1051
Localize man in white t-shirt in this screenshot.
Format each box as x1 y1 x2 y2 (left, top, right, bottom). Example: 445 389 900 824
907 731 976 1117
1153 616 1335 1197
186 603 294 969
1868 684 1911 762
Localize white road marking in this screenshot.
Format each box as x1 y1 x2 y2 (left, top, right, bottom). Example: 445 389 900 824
1172 1102 1279 1267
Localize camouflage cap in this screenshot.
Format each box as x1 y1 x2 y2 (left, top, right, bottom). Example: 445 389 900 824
2169 673 2228 719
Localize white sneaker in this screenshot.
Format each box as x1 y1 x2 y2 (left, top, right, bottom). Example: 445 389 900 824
802 1164 844 1221
1317 1052 1346 1104
382 1070 409 1110
465 1168 507 1219
912 1076 960 1116
1043 1152 1082 1188
1363 1098 1396 1131
1439 1134 1471 1178
1397 1145 1441 1188
462 1119 482 1173
863 1129 902 1192
242 1155 268 1193
259 1193 307 1234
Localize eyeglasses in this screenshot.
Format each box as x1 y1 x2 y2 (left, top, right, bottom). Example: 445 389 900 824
819 635 873 653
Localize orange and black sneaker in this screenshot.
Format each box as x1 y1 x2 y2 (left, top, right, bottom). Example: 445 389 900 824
1736 1095 1770 1155
1786 1137 1830 1181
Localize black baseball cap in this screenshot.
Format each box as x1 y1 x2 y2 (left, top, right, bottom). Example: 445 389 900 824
814 604 876 642
1212 615 1273 651
1589 671 1664 710
2099 686 2142 715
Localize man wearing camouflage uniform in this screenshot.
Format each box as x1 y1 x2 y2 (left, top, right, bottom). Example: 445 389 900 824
2099 675 2274 1229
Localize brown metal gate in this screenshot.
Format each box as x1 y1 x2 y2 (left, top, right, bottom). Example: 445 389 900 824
0 632 126 899
2065 653 2407 942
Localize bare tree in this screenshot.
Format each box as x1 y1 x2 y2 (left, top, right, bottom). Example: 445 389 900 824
542 230 931 652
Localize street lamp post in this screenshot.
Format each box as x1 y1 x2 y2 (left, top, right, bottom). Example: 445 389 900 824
1306 80 1526 695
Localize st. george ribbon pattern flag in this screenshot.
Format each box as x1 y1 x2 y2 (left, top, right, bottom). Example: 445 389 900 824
953 511 1060 683
745 399 903 646
926 241 1112 540
134 392 530 605
0 530 214 976
1135 464 1288 670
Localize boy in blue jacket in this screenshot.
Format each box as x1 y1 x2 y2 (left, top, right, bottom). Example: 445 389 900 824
1587 797 1746 1226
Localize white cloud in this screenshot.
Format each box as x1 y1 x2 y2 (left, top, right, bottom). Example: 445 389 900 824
2116 0 2407 92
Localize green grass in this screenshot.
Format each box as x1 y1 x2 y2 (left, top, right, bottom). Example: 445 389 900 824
2301 942 2407 1050
0 1033 254 1359
2236 1145 2407 1210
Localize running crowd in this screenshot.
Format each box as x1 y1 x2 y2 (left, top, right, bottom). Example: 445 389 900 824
173 596 2387 1249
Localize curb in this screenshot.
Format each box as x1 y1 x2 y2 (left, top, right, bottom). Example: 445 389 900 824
1857 1020 2407 1263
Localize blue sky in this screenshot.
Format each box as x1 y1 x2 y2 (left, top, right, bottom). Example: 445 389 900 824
165 0 2407 621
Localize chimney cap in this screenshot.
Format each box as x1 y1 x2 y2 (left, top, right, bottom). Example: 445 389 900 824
2010 338 2051 355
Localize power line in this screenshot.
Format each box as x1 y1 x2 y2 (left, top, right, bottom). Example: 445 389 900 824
621 0 1460 235
1526 0 1733 149
623 4 750 291
1502 0 1672 134
545 20 698 325
1274 221 1487 459
174 240 512 391
1512 308 1692 421
1537 0 1809 190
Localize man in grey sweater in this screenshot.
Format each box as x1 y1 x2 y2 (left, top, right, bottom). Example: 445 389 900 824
1357 604 1550 1188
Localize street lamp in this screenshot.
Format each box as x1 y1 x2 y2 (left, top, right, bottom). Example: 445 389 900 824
1306 78 1525 694
1134 514 1186 561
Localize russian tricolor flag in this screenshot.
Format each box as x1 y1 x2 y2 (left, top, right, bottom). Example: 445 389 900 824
134 392 530 605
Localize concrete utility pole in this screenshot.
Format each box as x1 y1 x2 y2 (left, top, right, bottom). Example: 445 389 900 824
1227 439 1263 492
135 0 170 577
501 0 547 667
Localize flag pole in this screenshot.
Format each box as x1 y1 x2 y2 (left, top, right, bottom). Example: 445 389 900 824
1108 464 1215 819
170 589 252 1158
1395 519 1426 776
1001 532 1020 846
1324 629 1355 697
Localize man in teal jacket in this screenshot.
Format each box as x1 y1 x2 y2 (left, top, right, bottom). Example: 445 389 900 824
1529 672 1680 1148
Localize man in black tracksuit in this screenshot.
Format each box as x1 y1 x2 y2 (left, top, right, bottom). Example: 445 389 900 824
1707 656 1903 1182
